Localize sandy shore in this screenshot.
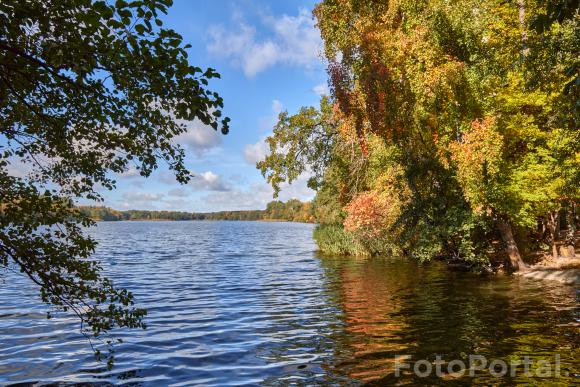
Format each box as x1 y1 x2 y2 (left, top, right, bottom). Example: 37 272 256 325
517 268 579 285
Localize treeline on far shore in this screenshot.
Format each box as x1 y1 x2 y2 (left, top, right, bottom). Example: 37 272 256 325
78 199 315 223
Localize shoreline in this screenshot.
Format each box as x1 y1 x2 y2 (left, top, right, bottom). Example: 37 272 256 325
92 218 315 223
516 267 579 285
515 255 580 285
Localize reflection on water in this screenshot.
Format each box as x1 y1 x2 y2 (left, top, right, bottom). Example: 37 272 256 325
319 256 578 385
0 221 577 385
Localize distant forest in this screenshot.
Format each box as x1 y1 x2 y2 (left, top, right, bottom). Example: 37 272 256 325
78 199 314 223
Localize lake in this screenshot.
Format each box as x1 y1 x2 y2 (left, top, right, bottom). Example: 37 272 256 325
0 221 577 385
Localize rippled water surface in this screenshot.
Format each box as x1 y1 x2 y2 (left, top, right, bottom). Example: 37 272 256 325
0 221 578 385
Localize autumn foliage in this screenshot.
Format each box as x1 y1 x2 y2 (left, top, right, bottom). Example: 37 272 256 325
448 117 504 214
260 0 579 270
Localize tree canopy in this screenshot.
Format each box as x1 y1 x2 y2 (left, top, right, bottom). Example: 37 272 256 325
1 0 229 365
259 0 579 271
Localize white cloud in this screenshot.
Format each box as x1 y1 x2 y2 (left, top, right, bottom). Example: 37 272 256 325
168 187 190 197
158 170 230 192
189 171 230 192
258 99 283 131
175 119 222 156
274 173 316 204
271 99 283 115
244 99 283 165
158 170 178 185
122 192 164 202
118 165 141 178
4 155 58 179
201 183 272 211
244 137 269 165
207 8 322 77
4 158 31 178
163 198 191 210
110 171 314 212
119 191 165 209
312 82 329 96
198 173 314 212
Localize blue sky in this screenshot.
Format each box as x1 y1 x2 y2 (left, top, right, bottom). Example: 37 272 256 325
104 0 327 212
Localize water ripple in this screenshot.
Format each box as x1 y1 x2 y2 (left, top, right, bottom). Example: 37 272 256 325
0 221 578 385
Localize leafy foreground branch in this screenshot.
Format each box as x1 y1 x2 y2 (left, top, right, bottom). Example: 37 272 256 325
1 0 228 365
259 1 579 272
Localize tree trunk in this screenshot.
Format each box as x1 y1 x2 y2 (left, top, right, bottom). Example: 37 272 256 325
564 201 576 258
497 219 526 271
547 210 560 259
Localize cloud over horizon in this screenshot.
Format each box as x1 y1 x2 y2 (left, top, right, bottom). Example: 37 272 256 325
189 171 231 192
119 191 165 209
198 173 314 212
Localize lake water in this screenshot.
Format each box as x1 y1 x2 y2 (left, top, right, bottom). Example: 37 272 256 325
0 221 578 385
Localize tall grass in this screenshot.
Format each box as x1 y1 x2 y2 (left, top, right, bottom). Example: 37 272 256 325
313 224 384 256
313 224 367 255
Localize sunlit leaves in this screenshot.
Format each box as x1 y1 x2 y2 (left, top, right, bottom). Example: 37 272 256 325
258 97 338 196
449 117 504 214
277 0 579 266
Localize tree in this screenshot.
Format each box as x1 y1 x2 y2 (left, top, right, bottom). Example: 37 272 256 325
257 96 338 196
260 0 578 270
0 0 229 365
